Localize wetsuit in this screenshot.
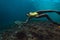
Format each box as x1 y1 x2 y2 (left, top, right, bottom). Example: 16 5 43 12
37 10 60 15
25 10 60 25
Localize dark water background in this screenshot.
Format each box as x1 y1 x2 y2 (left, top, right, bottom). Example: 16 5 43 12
0 0 60 31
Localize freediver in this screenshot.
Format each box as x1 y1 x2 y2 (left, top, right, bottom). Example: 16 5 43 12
25 10 60 25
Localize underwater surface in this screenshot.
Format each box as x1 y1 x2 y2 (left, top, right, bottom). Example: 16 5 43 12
0 0 60 30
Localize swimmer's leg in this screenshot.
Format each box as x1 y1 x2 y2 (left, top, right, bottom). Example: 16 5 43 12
37 10 60 15
36 14 60 25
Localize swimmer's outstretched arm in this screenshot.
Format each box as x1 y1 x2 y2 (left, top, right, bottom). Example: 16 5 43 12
25 17 31 23
37 10 60 15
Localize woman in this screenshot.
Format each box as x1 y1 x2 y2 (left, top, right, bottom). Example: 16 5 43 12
25 10 60 25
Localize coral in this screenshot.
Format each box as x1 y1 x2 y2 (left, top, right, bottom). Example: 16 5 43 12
0 20 60 40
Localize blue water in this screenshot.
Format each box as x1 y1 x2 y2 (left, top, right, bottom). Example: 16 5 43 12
0 0 60 30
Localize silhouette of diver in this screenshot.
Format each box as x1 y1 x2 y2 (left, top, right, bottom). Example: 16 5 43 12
25 10 60 25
